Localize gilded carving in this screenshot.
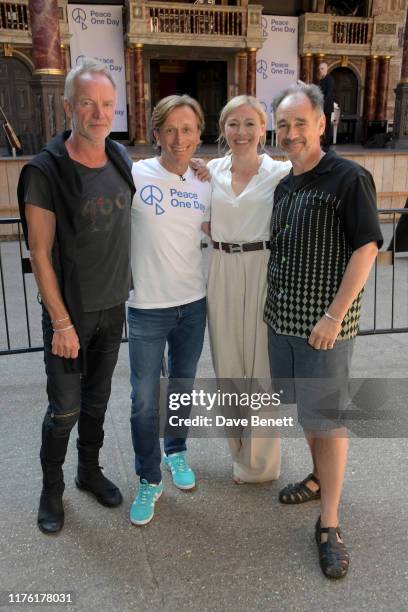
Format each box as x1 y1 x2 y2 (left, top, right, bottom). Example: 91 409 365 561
375 23 397 35
307 21 329 33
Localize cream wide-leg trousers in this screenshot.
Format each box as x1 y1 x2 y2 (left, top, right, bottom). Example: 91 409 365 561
207 248 281 482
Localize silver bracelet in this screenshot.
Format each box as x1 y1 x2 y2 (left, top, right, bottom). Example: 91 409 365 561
53 324 75 333
324 312 342 323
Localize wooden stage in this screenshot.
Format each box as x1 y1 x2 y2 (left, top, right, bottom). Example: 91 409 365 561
1 144 408 238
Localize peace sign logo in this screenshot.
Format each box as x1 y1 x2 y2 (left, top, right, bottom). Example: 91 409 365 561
257 60 268 80
72 8 87 30
140 185 165 216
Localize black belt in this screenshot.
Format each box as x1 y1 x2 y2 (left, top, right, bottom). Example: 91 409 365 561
212 241 271 254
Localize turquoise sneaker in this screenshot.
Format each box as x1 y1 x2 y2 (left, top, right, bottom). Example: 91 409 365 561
163 451 195 490
130 479 163 526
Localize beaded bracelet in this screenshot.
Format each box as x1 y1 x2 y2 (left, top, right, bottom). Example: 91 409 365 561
324 312 342 323
53 324 75 333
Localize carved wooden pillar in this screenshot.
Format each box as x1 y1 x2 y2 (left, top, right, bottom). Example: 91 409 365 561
375 56 391 120
313 53 325 84
127 46 136 143
363 55 379 123
134 43 147 144
316 0 326 13
237 52 247 95
300 54 313 84
28 0 65 146
246 48 257 97
393 9 408 146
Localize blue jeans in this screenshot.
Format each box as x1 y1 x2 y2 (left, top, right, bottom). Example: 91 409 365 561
128 297 206 483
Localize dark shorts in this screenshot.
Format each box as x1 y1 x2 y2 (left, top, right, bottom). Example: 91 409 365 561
267 327 355 431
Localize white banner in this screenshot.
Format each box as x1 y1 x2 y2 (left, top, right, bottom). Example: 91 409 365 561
68 5 127 132
256 16 299 130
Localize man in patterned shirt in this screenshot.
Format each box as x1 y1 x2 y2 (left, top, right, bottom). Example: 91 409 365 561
264 83 382 579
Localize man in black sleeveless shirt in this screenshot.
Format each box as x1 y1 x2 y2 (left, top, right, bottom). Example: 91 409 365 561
17 59 135 534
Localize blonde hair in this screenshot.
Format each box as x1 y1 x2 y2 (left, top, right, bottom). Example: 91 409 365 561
151 95 205 135
218 95 267 152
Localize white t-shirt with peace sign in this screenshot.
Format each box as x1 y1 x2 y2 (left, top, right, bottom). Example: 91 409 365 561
128 157 211 309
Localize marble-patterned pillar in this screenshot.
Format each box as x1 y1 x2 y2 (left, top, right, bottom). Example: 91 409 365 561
300 54 313 84
246 48 257 97
134 44 147 144
393 9 408 146
363 55 379 123
375 56 391 121
28 0 63 74
237 52 247 95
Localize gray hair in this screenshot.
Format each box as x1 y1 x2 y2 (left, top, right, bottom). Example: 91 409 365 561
64 57 116 101
272 83 324 117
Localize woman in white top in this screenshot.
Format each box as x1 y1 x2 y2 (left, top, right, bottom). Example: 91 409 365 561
204 96 291 483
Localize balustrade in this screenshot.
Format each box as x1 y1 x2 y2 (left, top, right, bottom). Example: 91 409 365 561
332 19 370 45
0 1 30 31
148 3 244 37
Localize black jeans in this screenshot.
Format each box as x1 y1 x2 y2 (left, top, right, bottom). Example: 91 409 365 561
40 304 125 485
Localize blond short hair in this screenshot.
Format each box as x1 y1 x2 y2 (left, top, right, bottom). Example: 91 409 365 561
151 95 205 134
218 95 267 150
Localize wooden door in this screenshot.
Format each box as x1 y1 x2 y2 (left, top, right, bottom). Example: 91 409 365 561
196 61 227 143
0 57 38 154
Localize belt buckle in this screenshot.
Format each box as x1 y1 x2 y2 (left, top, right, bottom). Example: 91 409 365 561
229 243 243 253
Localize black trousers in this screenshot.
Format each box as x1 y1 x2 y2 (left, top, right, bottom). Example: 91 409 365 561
322 114 333 151
40 303 125 485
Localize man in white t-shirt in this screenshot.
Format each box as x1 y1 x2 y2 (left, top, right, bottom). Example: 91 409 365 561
128 95 211 526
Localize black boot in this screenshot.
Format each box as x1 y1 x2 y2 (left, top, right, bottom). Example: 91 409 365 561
76 412 122 507
75 465 122 507
37 411 77 535
38 481 65 534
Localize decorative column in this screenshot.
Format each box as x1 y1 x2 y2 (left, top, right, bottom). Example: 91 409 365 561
237 52 247 96
246 48 257 97
127 46 136 143
363 55 379 124
393 9 408 147
134 43 147 144
28 0 65 146
375 56 391 121
29 0 63 73
316 0 326 13
313 53 325 84
300 54 313 84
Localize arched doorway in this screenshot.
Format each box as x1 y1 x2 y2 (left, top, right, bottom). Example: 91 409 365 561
0 56 39 154
330 66 359 144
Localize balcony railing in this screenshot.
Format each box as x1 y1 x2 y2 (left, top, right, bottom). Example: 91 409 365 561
332 17 370 45
0 0 30 31
148 2 245 37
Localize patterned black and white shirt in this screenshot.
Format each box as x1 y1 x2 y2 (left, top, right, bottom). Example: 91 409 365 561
264 150 383 340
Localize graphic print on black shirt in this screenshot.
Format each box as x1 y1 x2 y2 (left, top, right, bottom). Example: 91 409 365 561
24 161 132 312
